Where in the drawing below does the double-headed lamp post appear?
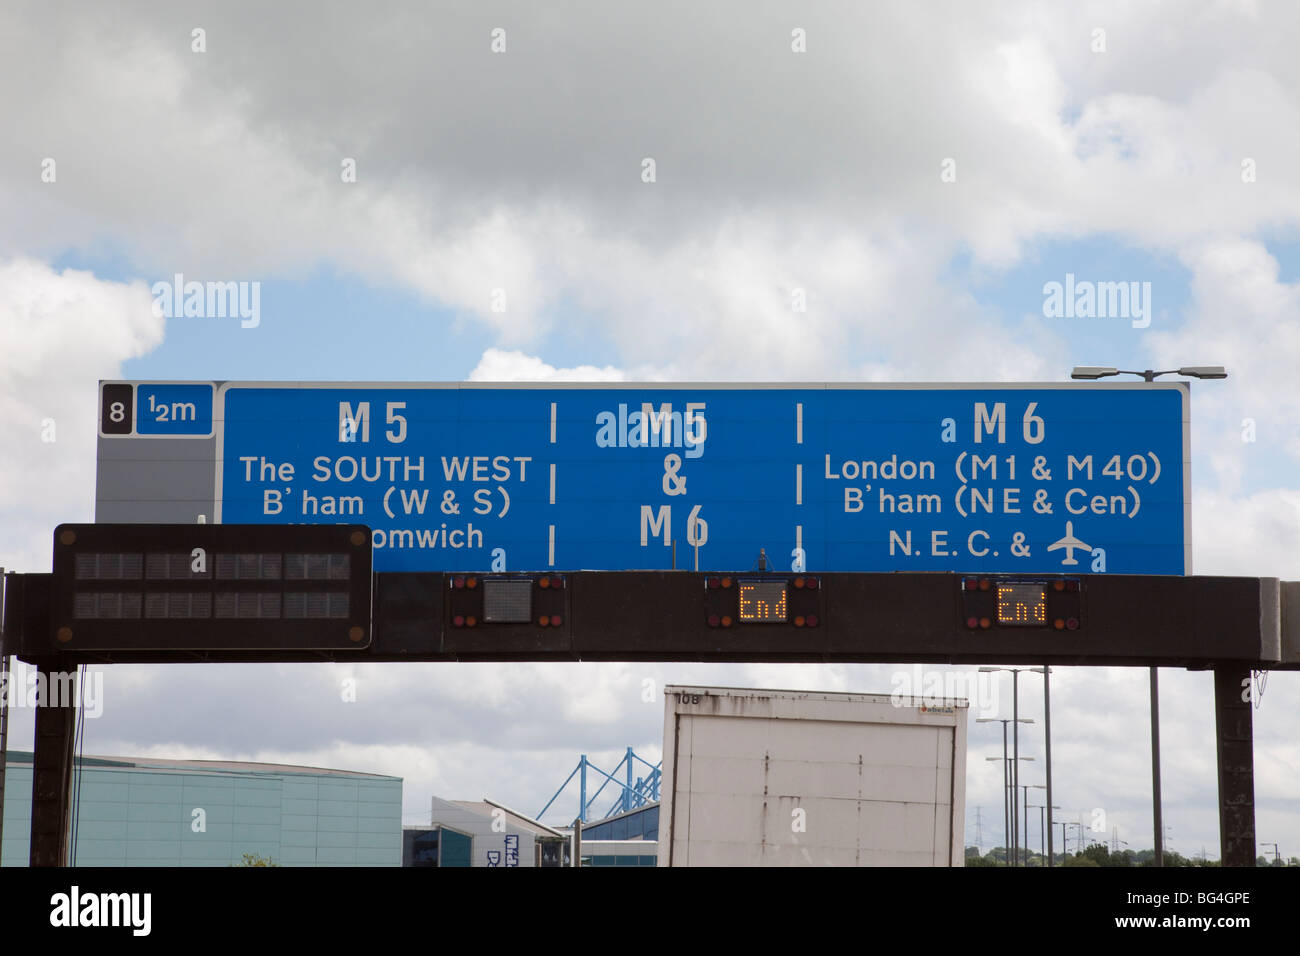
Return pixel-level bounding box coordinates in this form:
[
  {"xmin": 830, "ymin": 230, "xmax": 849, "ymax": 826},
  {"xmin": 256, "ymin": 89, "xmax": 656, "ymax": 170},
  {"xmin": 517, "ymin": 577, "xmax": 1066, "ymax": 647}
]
[
  {"xmin": 980, "ymin": 716, "xmax": 1033, "ymax": 866},
  {"xmin": 981, "ymin": 666, "xmax": 1049, "ymax": 867},
  {"xmin": 1070, "ymin": 365, "xmax": 1226, "ymax": 867},
  {"xmin": 1070, "ymin": 366, "xmax": 1227, "ymax": 383}
]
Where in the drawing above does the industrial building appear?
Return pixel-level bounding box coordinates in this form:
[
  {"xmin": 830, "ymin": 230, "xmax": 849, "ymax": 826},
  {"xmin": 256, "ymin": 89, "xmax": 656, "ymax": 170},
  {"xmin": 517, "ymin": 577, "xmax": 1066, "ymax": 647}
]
[
  {"xmin": 578, "ymin": 803, "xmax": 660, "ymax": 866},
  {"xmin": 403, "ymin": 796, "xmax": 569, "ymax": 866},
  {"xmin": 0, "ymin": 751, "xmax": 402, "ymax": 866}
]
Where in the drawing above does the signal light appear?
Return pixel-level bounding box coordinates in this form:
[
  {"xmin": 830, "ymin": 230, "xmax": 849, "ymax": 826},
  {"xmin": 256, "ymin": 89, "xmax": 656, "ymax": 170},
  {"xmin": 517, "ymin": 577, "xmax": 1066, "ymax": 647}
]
[
  {"xmin": 466, "ymin": 577, "xmax": 478, "ymax": 589},
  {"xmin": 707, "ymin": 577, "xmax": 720, "ymax": 589},
  {"xmin": 707, "ymin": 614, "xmax": 720, "ymax": 628},
  {"xmin": 966, "ymin": 616, "xmax": 979, "ymax": 629},
  {"xmin": 453, "ymin": 614, "xmax": 465, "ymax": 628},
  {"xmin": 805, "ymin": 577, "xmax": 819, "ymax": 590},
  {"xmin": 1053, "ymin": 618, "xmax": 1065, "ymax": 630},
  {"xmin": 1053, "ymin": 580, "xmax": 1065, "ymax": 592},
  {"xmin": 979, "ymin": 579, "xmax": 991, "ymax": 591},
  {"xmin": 1066, "ymin": 617, "xmax": 1079, "ymax": 630},
  {"xmin": 979, "ymin": 617, "xmax": 991, "ymax": 629},
  {"xmin": 453, "ymin": 576, "xmax": 465, "ymax": 589},
  {"xmin": 805, "ymin": 614, "xmax": 818, "ymax": 628},
  {"xmin": 539, "ymin": 615, "xmax": 550, "ymax": 627},
  {"xmin": 794, "ymin": 615, "xmax": 805, "ymax": 627},
  {"xmin": 721, "ymin": 615, "xmax": 733, "ymax": 628},
  {"xmin": 539, "ymin": 576, "xmax": 550, "ymax": 589},
  {"xmin": 465, "ymin": 615, "xmax": 477, "ymax": 627},
  {"xmin": 794, "ymin": 577, "xmax": 805, "ymax": 589}
]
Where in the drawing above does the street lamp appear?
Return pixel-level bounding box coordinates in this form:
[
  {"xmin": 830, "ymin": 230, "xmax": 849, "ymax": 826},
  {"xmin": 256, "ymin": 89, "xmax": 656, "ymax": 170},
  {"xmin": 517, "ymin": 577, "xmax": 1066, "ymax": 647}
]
[
  {"xmin": 1068, "ymin": 364, "xmax": 1227, "ymax": 866},
  {"xmin": 979, "ymin": 717, "xmax": 1033, "ymax": 865},
  {"xmin": 1028, "ymin": 803, "xmax": 1063, "ymax": 861},
  {"xmin": 1070, "ymin": 366, "xmax": 1227, "ymax": 381},
  {"xmin": 1020, "ymin": 784, "xmax": 1046, "ymax": 865},
  {"xmin": 982, "ymin": 666, "xmax": 1049, "ymax": 867},
  {"xmin": 984, "ymin": 755, "xmax": 1010, "ymax": 865}
]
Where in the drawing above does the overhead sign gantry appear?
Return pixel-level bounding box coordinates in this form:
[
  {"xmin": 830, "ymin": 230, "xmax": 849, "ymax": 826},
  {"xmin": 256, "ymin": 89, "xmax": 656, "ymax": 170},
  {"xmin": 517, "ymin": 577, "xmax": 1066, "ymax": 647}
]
[{"xmin": 5, "ymin": 378, "xmax": 1278, "ymax": 868}]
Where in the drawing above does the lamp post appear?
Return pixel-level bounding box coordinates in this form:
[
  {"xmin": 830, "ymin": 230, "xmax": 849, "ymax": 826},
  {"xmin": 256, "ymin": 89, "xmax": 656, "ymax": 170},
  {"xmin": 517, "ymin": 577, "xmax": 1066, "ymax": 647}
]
[
  {"xmin": 982, "ymin": 666, "xmax": 1047, "ymax": 867},
  {"xmin": 1021, "ymin": 784, "xmax": 1046, "ymax": 865},
  {"xmin": 980, "ymin": 716, "xmax": 1011, "ymax": 867},
  {"xmin": 984, "ymin": 755, "xmax": 1009, "ymax": 866},
  {"xmin": 1028, "ymin": 803, "xmax": 1063, "ymax": 861},
  {"xmin": 1070, "ymin": 365, "xmax": 1226, "ymax": 867},
  {"xmin": 979, "ymin": 717, "xmax": 1033, "ymax": 865}
]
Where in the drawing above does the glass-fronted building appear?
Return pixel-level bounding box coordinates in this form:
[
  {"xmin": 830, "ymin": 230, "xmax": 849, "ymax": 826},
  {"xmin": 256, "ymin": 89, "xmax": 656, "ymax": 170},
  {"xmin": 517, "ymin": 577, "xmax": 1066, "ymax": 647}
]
[
  {"xmin": 579, "ymin": 803, "xmax": 659, "ymax": 866},
  {"xmin": 0, "ymin": 751, "xmax": 402, "ymax": 866},
  {"xmin": 581, "ymin": 803, "xmax": 658, "ymax": 842}
]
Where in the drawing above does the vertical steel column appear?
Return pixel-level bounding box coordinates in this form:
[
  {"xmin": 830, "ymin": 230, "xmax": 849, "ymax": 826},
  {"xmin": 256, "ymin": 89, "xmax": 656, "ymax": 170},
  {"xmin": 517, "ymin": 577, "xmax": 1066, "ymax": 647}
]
[
  {"xmin": 579, "ymin": 753, "xmax": 587, "ymax": 823},
  {"xmin": 1001, "ymin": 722, "xmax": 1009, "ymax": 866},
  {"xmin": 0, "ymin": 570, "xmax": 8, "ymax": 858},
  {"xmin": 1044, "ymin": 665, "xmax": 1053, "ymax": 867},
  {"xmin": 1151, "ymin": 667, "xmax": 1163, "ymax": 866},
  {"xmin": 1214, "ymin": 666, "xmax": 1256, "ymax": 867},
  {"xmin": 1012, "ymin": 671, "xmax": 1019, "ymax": 865},
  {"xmin": 625, "ymin": 746, "xmax": 633, "ymax": 814},
  {"xmin": 29, "ymin": 664, "xmax": 78, "ymax": 867}
]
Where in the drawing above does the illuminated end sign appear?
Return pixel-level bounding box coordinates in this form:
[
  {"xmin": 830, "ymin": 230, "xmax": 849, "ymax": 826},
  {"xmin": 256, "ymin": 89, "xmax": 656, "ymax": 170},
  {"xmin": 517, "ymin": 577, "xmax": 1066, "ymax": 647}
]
[
  {"xmin": 996, "ymin": 583, "xmax": 1047, "ymax": 626},
  {"xmin": 704, "ymin": 575, "xmax": 821, "ymax": 629},
  {"xmin": 738, "ymin": 581, "xmax": 788, "ymax": 622},
  {"xmin": 960, "ymin": 576, "xmax": 1082, "ymax": 631}
]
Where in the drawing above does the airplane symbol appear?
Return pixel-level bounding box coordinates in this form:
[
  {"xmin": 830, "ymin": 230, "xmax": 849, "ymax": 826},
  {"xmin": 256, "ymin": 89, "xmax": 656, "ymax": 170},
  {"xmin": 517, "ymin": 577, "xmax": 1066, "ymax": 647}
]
[{"xmin": 1047, "ymin": 521, "xmax": 1091, "ymax": 566}]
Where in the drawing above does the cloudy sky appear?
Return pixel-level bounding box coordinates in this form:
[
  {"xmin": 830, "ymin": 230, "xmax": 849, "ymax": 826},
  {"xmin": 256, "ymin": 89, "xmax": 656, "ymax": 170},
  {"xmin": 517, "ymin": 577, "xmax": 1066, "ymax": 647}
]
[{"xmin": 2, "ymin": 0, "xmax": 1299, "ymax": 861}]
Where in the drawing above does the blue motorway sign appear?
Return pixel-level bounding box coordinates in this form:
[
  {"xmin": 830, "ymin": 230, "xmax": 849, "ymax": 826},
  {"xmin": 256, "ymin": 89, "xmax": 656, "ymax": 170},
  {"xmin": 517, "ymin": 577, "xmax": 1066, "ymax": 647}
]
[{"xmin": 97, "ymin": 382, "xmax": 1190, "ymax": 575}]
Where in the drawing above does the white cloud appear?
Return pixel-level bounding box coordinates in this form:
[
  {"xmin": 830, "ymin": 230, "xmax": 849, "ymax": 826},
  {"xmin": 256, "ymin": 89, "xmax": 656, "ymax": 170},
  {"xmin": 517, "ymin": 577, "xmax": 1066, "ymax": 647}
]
[
  {"xmin": 1193, "ymin": 487, "xmax": 1300, "ymax": 577},
  {"xmin": 0, "ymin": 258, "xmax": 164, "ymax": 572},
  {"xmin": 468, "ymin": 348, "xmax": 627, "ymax": 382},
  {"xmin": 4, "ymin": 3, "xmax": 1299, "ymax": 376}
]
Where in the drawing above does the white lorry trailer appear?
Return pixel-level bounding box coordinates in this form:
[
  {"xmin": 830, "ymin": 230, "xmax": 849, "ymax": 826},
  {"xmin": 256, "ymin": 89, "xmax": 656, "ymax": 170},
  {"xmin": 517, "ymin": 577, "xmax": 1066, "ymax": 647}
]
[{"xmin": 658, "ymin": 685, "xmax": 967, "ymax": 866}]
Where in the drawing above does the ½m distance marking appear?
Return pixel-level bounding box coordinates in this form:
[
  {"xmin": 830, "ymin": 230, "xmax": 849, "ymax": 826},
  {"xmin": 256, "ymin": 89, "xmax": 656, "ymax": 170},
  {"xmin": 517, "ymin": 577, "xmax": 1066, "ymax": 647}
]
[{"xmin": 147, "ymin": 393, "xmax": 197, "ymax": 423}]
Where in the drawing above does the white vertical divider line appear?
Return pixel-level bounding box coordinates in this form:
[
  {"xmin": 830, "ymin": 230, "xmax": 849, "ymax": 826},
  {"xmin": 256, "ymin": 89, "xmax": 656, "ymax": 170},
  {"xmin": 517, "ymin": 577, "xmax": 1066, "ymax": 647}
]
[
  {"xmin": 795, "ymin": 463, "xmax": 802, "ymax": 505},
  {"xmin": 549, "ymin": 404, "xmax": 557, "ymax": 565},
  {"xmin": 796, "ymin": 402, "xmax": 803, "ymax": 444}
]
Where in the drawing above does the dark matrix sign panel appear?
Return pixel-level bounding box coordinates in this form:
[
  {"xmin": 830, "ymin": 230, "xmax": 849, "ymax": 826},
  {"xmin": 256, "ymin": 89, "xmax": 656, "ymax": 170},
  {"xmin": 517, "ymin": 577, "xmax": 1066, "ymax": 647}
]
[{"xmin": 51, "ymin": 523, "xmax": 373, "ymax": 652}]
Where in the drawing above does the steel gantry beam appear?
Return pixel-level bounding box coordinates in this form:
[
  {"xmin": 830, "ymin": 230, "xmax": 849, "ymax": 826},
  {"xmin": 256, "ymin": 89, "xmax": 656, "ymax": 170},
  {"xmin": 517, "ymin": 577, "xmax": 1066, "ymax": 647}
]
[{"xmin": 5, "ymin": 567, "xmax": 1295, "ymax": 867}]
